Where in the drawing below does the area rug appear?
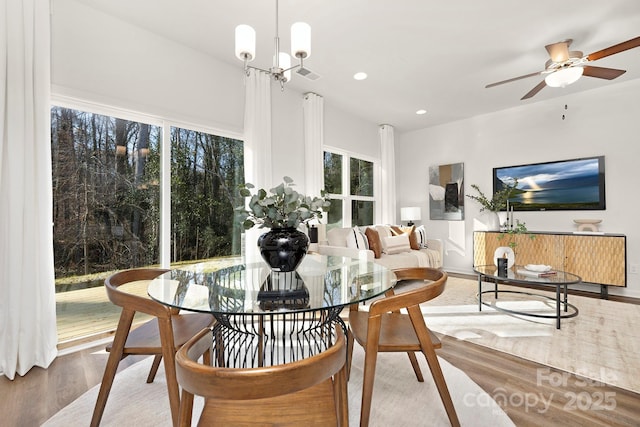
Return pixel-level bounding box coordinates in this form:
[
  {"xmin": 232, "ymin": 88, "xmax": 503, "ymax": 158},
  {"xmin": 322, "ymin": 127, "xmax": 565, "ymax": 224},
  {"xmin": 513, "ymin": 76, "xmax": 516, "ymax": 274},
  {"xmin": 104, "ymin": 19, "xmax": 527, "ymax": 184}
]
[
  {"xmin": 421, "ymin": 276, "xmax": 640, "ymax": 394},
  {"xmin": 43, "ymin": 344, "xmax": 514, "ymax": 426}
]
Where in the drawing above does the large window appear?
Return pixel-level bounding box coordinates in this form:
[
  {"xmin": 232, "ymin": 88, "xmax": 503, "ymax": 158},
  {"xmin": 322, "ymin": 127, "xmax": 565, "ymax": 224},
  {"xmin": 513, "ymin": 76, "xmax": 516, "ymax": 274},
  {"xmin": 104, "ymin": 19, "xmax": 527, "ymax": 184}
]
[
  {"xmin": 51, "ymin": 107, "xmax": 162, "ymax": 276},
  {"xmin": 51, "ymin": 105, "xmax": 244, "ymax": 345},
  {"xmin": 324, "ymin": 150, "xmax": 375, "ymax": 229},
  {"xmin": 170, "ymin": 127, "xmax": 244, "ymax": 262}
]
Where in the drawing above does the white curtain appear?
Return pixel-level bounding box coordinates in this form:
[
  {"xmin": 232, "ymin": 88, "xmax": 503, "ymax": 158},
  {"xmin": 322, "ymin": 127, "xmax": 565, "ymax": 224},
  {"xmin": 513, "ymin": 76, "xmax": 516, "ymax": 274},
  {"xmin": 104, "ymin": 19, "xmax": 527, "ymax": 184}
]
[
  {"xmin": 242, "ymin": 69, "xmax": 272, "ymax": 264},
  {"xmin": 379, "ymin": 124, "xmax": 397, "ymax": 225},
  {"xmin": 302, "ymin": 92, "xmax": 324, "ymax": 197},
  {"xmin": 0, "ymin": 0, "xmax": 57, "ymax": 379},
  {"xmin": 302, "ymin": 92, "xmax": 326, "ymax": 241}
]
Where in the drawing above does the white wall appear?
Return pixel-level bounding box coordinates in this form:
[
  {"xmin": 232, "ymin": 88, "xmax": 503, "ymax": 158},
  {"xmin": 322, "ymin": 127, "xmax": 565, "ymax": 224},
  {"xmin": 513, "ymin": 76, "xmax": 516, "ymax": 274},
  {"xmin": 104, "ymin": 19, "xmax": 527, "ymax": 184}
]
[
  {"xmin": 51, "ymin": 0, "xmax": 380, "ymax": 191},
  {"xmin": 397, "ymin": 79, "xmax": 640, "ymax": 298}
]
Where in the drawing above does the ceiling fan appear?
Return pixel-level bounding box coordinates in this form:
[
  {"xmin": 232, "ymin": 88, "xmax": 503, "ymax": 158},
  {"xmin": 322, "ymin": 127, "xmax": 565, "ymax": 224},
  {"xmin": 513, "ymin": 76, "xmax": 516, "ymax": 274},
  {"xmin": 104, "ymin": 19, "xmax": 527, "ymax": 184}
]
[{"xmin": 486, "ymin": 36, "xmax": 640, "ymax": 100}]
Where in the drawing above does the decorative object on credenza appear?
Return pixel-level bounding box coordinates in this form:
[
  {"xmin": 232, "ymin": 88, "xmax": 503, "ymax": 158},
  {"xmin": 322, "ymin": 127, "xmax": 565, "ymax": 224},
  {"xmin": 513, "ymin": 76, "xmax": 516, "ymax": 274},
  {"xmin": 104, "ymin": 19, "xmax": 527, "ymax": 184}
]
[
  {"xmin": 400, "ymin": 207, "xmax": 421, "ymax": 226},
  {"xmin": 429, "ymin": 162, "xmax": 464, "ymax": 220},
  {"xmin": 467, "ymin": 180, "xmax": 518, "ymax": 231},
  {"xmin": 235, "ymin": 176, "xmax": 331, "ymax": 272},
  {"xmin": 573, "ymin": 219, "xmax": 602, "ymax": 232}
]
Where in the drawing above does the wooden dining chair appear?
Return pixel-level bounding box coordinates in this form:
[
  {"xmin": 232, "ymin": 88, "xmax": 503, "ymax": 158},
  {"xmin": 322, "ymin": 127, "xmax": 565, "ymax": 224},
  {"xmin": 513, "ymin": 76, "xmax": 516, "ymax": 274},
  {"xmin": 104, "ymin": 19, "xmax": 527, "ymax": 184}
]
[
  {"xmin": 175, "ymin": 325, "xmax": 349, "ymax": 427},
  {"xmin": 348, "ymin": 267, "xmax": 460, "ymax": 427},
  {"xmin": 90, "ymin": 268, "xmax": 214, "ymax": 427}
]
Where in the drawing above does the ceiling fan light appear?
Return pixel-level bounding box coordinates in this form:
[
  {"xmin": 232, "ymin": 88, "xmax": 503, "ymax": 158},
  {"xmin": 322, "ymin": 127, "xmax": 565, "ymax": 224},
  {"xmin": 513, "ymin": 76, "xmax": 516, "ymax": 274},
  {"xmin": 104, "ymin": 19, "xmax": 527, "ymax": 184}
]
[
  {"xmin": 545, "ymin": 67, "xmax": 583, "ymax": 88},
  {"xmin": 291, "ymin": 22, "xmax": 311, "ymax": 59},
  {"xmin": 235, "ymin": 24, "xmax": 256, "ymax": 61}
]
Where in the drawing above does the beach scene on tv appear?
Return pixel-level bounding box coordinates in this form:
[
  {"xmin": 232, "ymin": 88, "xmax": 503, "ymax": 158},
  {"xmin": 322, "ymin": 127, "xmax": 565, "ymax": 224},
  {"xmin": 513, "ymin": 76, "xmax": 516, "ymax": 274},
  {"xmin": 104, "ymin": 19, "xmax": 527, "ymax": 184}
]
[{"xmin": 494, "ymin": 157, "xmax": 605, "ymax": 211}]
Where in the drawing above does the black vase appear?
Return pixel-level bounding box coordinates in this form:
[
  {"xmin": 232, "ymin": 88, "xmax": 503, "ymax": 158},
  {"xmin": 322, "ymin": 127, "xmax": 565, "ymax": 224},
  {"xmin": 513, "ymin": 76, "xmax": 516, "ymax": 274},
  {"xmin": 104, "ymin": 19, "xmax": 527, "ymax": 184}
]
[{"xmin": 257, "ymin": 227, "xmax": 309, "ymax": 272}]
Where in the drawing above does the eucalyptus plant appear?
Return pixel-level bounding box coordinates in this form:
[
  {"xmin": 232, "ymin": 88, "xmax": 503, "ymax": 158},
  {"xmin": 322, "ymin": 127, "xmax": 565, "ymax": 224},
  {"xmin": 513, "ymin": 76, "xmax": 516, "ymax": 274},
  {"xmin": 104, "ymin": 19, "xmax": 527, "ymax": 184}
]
[{"xmin": 235, "ymin": 176, "xmax": 331, "ymax": 230}]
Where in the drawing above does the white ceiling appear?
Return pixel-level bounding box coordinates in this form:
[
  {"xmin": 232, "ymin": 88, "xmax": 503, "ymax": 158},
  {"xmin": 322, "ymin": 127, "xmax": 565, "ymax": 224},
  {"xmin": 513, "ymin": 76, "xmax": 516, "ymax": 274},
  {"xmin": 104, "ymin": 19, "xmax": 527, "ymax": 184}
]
[{"xmin": 77, "ymin": 0, "xmax": 640, "ymax": 132}]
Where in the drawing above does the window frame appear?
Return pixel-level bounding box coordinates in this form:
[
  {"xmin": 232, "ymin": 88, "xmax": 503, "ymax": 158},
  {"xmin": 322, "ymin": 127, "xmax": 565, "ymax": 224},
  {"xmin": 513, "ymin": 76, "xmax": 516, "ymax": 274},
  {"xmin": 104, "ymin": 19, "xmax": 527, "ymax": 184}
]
[
  {"xmin": 323, "ymin": 146, "xmax": 380, "ymax": 228},
  {"xmin": 50, "ymin": 94, "xmax": 244, "ymax": 268}
]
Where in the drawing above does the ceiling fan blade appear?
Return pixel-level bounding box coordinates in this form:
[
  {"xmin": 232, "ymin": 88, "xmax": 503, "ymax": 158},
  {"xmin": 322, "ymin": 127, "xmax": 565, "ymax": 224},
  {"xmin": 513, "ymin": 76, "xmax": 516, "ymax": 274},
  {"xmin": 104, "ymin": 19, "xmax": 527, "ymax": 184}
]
[
  {"xmin": 485, "ymin": 71, "xmax": 545, "ymax": 88},
  {"xmin": 582, "ymin": 65, "xmax": 626, "ymax": 80},
  {"xmin": 545, "ymin": 40, "xmax": 572, "ymax": 62},
  {"xmin": 521, "ymin": 80, "xmax": 547, "ymax": 100},
  {"xmin": 586, "ymin": 36, "xmax": 640, "ymax": 61}
]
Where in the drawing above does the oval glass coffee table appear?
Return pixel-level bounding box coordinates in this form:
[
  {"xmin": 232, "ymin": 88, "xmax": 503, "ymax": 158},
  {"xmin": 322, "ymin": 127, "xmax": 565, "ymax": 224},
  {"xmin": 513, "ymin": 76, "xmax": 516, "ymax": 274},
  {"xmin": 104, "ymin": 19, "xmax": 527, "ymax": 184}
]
[{"xmin": 473, "ymin": 265, "xmax": 580, "ymax": 329}]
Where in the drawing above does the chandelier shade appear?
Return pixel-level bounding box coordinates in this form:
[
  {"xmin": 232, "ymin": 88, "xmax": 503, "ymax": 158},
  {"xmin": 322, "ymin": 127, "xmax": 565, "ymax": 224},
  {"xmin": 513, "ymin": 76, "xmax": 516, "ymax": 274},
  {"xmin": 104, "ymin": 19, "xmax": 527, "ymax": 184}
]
[
  {"xmin": 278, "ymin": 52, "xmax": 292, "ymax": 82},
  {"xmin": 545, "ymin": 67, "xmax": 583, "ymax": 88},
  {"xmin": 291, "ymin": 22, "xmax": 311, "ymax": 59},
  {"xmin": 234, "ymin": 0, "xmax": 312, "ymax": 88},
  {"xmin": 235, "ymin": 25, "xmax": 256, "ymax": 61}
]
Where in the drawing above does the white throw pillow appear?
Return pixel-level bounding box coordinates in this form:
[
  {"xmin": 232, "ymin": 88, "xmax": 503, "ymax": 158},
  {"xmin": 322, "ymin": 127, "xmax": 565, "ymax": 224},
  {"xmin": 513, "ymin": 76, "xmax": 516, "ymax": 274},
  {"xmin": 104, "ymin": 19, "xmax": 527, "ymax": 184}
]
[
  {"xmin": 375, "ymin": 225, "xmax": 393, "ymax": 238},
  {"xmin": 346, "ymin": 226, "xmax": 369, "ymax": 250},
  {"xmin": 415, "ymin": 225, "xmax": 429, "ymax": 248},
  {"xmin": 381, "ymin": 234, "xmax": 412, "ymax": 255}
]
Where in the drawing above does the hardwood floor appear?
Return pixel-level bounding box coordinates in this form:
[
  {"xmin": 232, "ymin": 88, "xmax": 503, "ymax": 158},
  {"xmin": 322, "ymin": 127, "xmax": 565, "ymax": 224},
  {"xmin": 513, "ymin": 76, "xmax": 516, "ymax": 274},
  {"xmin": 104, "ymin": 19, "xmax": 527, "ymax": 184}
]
[
  {"xmin": 436, "ymin": 335, "xmax": 640, "ymax": 427},
  {"xmin": 1, "ymin": 335, "xmax": 638, "ymax": 426}
]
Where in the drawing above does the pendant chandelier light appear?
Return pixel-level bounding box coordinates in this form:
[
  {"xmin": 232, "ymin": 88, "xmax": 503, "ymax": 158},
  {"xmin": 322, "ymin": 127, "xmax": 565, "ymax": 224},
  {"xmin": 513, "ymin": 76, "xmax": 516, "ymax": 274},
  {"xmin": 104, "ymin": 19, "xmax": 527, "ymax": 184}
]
[{"xmin": 235, "ymin": 0, "xmax": 311, "ymax": 90}]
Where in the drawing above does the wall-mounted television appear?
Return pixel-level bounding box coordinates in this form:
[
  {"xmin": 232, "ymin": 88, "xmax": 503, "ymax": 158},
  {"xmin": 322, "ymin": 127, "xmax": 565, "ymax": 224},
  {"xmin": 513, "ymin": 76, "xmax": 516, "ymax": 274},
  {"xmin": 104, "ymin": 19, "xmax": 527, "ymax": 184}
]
[{"xmin": 493, "ymin": 156, "xmax": 606, "ymax": 211}]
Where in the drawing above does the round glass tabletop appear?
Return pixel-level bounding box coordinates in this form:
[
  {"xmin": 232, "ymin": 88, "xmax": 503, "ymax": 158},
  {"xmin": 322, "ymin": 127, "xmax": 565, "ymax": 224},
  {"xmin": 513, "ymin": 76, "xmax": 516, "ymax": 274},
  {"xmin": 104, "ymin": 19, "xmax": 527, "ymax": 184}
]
[{"xmin": 148, "ymin": 254, "xmax": 397, "ymax": 315}]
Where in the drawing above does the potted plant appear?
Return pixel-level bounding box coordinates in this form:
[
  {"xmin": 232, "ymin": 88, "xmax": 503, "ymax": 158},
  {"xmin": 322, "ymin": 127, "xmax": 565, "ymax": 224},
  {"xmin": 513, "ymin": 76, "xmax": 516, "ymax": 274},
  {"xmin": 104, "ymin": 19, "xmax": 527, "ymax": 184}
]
[
  {"xmin": 235, "ymin": 176, "xmax": 331, "ymax": 272},
  {"xmin": 466, "ymin": 180, "xmax": 518, "ymax": 230},
  {"xmin": 497, "ymin": 219, "xmax": 534, "ymax": 250}
]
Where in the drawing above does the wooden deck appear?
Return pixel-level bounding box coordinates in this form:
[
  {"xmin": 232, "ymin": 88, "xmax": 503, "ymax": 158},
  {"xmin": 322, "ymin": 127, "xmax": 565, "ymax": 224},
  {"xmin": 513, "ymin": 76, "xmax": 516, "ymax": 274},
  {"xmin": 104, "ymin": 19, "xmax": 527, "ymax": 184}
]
[{"xmin": 56, "ymin": 257, "xmax": 242, "ymax": 349}]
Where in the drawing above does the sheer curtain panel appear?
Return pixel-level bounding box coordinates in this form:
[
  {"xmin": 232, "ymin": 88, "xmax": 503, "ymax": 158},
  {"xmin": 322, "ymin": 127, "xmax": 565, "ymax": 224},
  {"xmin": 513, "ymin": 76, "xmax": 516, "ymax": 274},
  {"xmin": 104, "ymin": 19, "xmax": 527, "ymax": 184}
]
[
  {"xmin": 0, "ymin": 0, "xmax": 58, "ymax": 379},
  {"xmin": 242, "ymin": 69, "xmax": 272, "ymax": 264},
  {"xmin": 303, "ymin": 92, "xmax": 324, "ymax": 197},
  {"xmin": 379, "ymin": 124, "xmax": 397, "ymax": 225}
]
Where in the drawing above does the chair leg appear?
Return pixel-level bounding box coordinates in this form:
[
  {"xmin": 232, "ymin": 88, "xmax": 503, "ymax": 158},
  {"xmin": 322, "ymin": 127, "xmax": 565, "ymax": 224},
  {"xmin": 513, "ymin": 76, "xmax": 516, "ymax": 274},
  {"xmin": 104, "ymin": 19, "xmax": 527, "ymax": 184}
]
[
  {"xmin": 158, "ymin": 317, "xmax": 181, "ymax": 427},
  {"xmin": 334, "ymin": 362, "xmax": 349, "ymax": 427},
  {"xmin": 90, "ymin": 309, "xmax": 135, "ymax": 427},
  {"xmin": 406, "ymin": 351, "xmax": 424, "ymax": 382},
  {"xmin": 359, "ymin": 317, "xmax": 382, "ymax": 427},
  {"xmin": 408, "ymin": 306, "xmax": 460, "ymax": 427},
  {"xmin": 346, "ymin": 327, "xmax": 355, "ymax": 380},
  {"xmin": 146, "ymin": 355, "xmax": 163, "ymax": 383},
  {"xmin": 178, "ymin": 389, "xmax": 194, "ymax": 427}
]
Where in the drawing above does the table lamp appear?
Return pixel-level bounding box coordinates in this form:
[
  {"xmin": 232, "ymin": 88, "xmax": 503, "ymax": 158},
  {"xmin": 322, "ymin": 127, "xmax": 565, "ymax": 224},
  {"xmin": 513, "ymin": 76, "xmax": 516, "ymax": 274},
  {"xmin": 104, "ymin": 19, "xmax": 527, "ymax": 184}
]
[{"xmin": 400, "ymin": 207, "xmax": 421, "ymax": 226}]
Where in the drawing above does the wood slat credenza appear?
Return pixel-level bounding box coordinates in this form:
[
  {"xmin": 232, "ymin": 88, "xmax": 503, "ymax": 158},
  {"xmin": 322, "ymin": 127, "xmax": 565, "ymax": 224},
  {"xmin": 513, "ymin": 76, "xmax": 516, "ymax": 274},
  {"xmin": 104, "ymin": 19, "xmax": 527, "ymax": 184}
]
[{"xmin": 473, "ymin": 231, "xmax": 627, "ymax": 298}]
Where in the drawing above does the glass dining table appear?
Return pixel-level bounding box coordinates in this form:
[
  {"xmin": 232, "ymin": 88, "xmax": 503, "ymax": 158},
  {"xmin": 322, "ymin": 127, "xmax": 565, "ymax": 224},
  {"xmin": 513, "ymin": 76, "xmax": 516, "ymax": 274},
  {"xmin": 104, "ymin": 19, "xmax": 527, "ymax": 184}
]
[{"xmin": 148, "ymin": 254, "xmax": 397, "ymax": 367}]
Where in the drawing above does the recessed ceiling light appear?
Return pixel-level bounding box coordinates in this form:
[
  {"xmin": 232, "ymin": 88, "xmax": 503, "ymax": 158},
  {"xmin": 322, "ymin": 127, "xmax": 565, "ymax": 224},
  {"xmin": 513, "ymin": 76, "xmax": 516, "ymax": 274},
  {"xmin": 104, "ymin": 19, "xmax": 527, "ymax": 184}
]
[
  {"xmin": 416, "ymin": 109, "xmax": 427, "ymax": 115},
  {"xmin": 353, "ymin": 72, "xmax": 368, "ymax": 81}
]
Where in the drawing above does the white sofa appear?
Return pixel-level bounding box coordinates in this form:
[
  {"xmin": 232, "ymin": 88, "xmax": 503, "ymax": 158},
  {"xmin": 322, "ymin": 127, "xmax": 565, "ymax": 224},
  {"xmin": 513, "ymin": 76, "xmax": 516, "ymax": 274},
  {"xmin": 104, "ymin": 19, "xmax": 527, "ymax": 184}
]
[{"xmin": 317, "ymin": 226, "xmax": 443, "ymax": 270}]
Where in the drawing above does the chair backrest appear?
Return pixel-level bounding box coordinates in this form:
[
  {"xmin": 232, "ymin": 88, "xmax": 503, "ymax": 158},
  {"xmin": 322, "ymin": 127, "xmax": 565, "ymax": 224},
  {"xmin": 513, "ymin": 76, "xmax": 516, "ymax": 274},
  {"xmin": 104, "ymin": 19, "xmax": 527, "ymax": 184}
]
[
  {"xmin": 177, "ymin": 326, "xmax": 346, "ymax": 399},
  {"xmin": 176, "ymin": 326, "xmax": 348, "ymax": 426},
  {"xmin": 105, "ymin": 268, "xmax": 172, "ymax": 318},
  {"xmin": 367, "ymin": 268, "xmax": 447, "ymax": 317}
]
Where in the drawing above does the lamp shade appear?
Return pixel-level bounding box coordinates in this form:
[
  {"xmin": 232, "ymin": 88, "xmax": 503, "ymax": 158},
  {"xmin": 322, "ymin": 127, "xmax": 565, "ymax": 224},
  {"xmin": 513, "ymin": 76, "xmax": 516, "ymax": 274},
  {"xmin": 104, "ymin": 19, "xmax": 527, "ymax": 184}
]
[
  {"xmin": 278, "ymin": 52, "xmax": 292, "ymax": 82},
  {"xmin": 290, "ymin": 22, "xmax": 311, "ymax": 59},
  {"xmin": 401, "ymin": 207, "xmax": 421, "ymax": 221},
  {"xmin": 235, "ymin": 24, "xmax": 256, "ymax": 61},
  {"xmin": 545, "ymin": 67, "xmax": 583, "ymax": 88}
]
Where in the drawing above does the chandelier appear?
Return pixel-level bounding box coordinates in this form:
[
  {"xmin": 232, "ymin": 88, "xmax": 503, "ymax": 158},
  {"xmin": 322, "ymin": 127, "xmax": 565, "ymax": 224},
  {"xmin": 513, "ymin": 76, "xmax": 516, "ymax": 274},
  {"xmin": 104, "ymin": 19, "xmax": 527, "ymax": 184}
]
[{"xmin": 234, "ymin": 0, "xmax": 311, "ymax": 89}]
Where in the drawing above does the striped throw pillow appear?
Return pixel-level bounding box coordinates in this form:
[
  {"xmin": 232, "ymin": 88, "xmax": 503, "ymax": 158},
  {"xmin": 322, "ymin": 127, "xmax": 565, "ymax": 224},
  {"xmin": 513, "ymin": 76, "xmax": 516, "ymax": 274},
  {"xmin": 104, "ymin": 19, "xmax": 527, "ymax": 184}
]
[
  {"xmin": 346, "ymin": 226, "xmax": 369, "ymax": 250},
  {"xmin": 415, "ymin": 225, "xmax": 428, "ymax": 248}
]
